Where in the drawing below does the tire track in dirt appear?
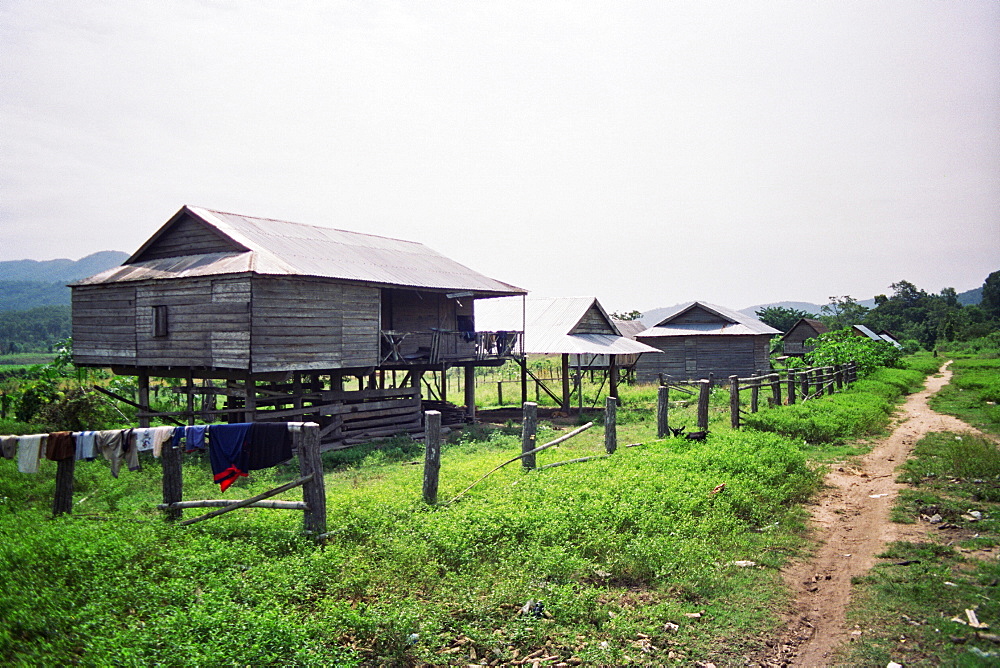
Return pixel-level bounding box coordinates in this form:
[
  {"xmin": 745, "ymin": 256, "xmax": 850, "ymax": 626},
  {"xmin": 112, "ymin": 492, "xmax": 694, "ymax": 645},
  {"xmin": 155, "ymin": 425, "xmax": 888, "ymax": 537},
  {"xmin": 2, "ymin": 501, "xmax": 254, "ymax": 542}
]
[{"xmin": 758, "ymin": 362, "xmax": 991, "ymax": 667}]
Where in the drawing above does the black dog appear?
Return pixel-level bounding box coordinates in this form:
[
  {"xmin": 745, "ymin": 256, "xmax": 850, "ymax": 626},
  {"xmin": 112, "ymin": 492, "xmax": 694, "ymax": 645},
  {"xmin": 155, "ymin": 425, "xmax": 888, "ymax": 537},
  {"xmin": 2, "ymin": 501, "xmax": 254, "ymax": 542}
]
[
  {"xmin": 684, "ymin": 430, "xmax": 709, "ymax": 441},
  {"xmin": 670, "ymin": 426, "xmax": 686, "ymax": 437}
]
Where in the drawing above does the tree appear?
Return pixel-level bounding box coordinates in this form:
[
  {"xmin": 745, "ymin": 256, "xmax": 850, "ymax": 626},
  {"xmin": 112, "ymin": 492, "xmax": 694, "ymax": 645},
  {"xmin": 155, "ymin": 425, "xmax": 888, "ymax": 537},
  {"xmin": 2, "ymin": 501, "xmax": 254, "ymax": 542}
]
[
  {"xmin": 982, "ymin": 270, "xmax": 1000, "ymax": 319},
  {"xmin": 805, "ymin": 329, "xmax": 901, "ymax": 377},
  {"xmin": 819, "ymin": 296, "xmax": 869, "ymax": 330},
  {"xmin": 755, "ymin": 306, "xmax": 813, "ymax": 333},
  {"xmin": 610, "ymin": 310, "xmax": 643, "ymax": 321}
]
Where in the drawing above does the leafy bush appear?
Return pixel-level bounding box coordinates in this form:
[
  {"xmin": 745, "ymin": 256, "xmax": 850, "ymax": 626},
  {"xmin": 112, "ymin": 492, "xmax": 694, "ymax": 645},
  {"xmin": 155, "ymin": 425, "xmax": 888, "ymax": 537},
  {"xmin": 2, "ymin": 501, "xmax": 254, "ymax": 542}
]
[{"xmin": 805, "ymin": 330, "xmax": 902, "ymax": 377}]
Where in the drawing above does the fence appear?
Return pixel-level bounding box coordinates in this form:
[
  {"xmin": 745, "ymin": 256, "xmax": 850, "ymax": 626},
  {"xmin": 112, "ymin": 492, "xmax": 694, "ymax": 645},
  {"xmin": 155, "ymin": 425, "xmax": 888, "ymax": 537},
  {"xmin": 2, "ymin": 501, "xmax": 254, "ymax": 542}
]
[
  {"xmin": 41, "ymin": 422, "xmax": 327, "ymax": 538},
  {"xmin": 728, "ymin": 363, "xmax": 857, "ymax": 429}
]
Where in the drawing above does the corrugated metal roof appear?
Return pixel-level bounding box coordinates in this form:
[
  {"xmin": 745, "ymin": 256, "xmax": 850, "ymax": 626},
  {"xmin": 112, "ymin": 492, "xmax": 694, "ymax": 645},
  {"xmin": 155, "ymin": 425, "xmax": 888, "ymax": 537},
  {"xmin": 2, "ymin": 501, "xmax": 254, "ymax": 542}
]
[
  {"xmin": 852, "ymin": 324, "xmax": 883, "ymax": 341},
  {"xmin": 74, "ymin": 205, "xmax": 525, "ymax": 296},
  {"xmin": 476, "ymin": 296, "xmax": 660, "ymax": 355},
  {"xmin": 637, "ymin": 301, "xmax": 781, "ymax": 338}
]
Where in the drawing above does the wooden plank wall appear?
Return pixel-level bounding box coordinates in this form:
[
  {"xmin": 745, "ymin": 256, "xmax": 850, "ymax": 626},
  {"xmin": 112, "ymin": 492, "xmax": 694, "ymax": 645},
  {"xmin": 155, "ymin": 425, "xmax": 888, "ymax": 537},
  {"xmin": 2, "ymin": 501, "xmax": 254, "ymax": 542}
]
[
  {"xmin": 136, "ymin": 276, "xmax": 251, "ymax": 368},
  {"xmin": 133, "ymin": 214, "xmax": 239, "ymax": 261},
  {"xmin": 636, "ymin": 335, "xmax": 772, "ymax": 382},
  {"xmin": 72, "ymin": 284, "xmax": 138, "ymax": 366},
  {"xmin": 251, "ymin": 277, "xmax": 379, "ymax": 372}
]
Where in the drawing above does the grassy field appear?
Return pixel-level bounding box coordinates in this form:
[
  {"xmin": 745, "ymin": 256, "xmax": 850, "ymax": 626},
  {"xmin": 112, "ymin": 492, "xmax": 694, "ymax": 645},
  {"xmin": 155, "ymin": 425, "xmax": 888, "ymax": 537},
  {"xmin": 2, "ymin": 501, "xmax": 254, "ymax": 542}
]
[{"xmin": 0, "ymin": 357, "xmax": 940, "ymax": 666}]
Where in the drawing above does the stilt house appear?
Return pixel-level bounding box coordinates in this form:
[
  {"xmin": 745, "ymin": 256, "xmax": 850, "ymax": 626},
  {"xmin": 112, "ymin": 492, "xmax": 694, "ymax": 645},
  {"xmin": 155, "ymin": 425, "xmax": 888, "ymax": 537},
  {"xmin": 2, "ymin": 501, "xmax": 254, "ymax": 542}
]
[
  {"xmin": 780, "ymin": 318, "xmax": 829, "ymax": 357},
  {"xmin": 475, "ymin": 296, "xmax": 658, "ymax": 411},
  {"xmin": 634, "ymin": 301, "xmax": 780, "ymax": 382},
  {"xmin": 71, "ymin": 205, "xmax": 525, "ymax": 446}
]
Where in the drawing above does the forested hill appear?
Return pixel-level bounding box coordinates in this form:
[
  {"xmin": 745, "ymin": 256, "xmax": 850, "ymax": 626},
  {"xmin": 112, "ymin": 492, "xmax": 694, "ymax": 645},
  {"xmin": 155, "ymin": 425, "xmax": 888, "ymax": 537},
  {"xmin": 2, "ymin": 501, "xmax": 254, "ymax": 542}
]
[
  {"xmin": 0, "ymin": 251, "xmax": 127, "ymax": 311},
  {"xmin": 0, "ymin": 251, "xmax": 127, "ymax": 283}
]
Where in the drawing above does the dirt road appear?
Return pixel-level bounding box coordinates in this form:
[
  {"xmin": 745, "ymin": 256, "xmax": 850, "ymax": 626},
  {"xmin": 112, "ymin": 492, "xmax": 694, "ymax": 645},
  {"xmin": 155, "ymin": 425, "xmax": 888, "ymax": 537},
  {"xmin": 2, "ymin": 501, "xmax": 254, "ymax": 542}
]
[{"xmin": 762, "ymin": 363, "xmax": 989, "ymax": 666}]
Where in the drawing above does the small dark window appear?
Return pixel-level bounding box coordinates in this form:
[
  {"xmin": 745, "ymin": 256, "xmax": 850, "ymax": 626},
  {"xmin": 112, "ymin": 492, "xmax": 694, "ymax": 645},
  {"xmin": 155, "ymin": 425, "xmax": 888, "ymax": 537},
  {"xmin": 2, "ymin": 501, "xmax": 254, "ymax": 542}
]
[{"xmin": 153, "ymin": 306, "xmax": 169, "ymax": 337}]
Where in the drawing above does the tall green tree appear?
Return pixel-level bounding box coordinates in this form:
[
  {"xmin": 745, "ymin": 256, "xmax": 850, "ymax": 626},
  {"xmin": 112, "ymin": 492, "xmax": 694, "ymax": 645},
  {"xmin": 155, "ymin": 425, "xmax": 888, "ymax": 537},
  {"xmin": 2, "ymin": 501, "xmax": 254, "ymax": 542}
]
[
  {"xmin": 982, "ymin": 270, "xmax": 1000, "ymax": 319},
  {"xmin": 755, "ymin": 306, "xmax": 814, "ymax": 333},
  {"xmin": 819, "ymin": 296, "xmax": 869, "ymax": 330}
]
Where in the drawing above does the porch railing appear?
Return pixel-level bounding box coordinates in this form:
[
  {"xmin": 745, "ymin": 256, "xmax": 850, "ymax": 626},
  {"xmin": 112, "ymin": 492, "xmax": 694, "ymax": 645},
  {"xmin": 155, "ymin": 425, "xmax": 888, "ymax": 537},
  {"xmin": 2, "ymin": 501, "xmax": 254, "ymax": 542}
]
[{"xmin": 380, "ymin": 329, "xmax": 521, "ymax": 365}]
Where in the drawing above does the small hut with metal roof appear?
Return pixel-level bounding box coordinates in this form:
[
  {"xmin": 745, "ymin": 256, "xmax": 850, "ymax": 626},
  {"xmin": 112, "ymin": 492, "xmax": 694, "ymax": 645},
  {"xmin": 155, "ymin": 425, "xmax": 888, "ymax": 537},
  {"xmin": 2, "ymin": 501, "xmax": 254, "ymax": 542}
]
[
  {"xmin": 634, "ymin": 301, "xmax": 780, "ymax": 382},
  {"xmin": 71, "ymin": 205, "xmax": 525, "ymax": 446},
  {"xmin": 781, "ymin": 317, "xmax": 829, "ymax": 357},
  {"xmin": 475, "ymin": 296, "xmax": 658, "ymax": 411}
]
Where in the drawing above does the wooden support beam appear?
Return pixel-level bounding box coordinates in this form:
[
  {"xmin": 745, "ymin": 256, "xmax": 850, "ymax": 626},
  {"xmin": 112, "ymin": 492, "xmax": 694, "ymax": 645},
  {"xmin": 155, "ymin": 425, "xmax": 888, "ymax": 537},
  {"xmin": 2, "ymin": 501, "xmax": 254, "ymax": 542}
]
[
  {"xmin": 179, "ymin": 475, "xmax": 312, "ymax": 526},
  {"xmin": 297, "ymin": 424, "xmax": 326, "ymax": 536},
  {"xmin": 561, "ymin": 353, "xmax": 570, "ymax": 412},
  {"xmin": 465, "ymin": 365, "xmax": 476, "ymax": 422},
  {"xmin": 697, "ymin": 379, "xmax": 710, "ymax": 432},
  {"xmin": 52, "ymin": 457, "xmax": 75, "ymax": 516},
  {"xmin": 521, "ymin": 402, "xmax": 538, "ymax": 469},
  {"xmin": 657, "ymin": 385, "xmax": 669, "ymax": 438},
  {"xmin": 422, "ymin": 410, "xmax": 442, "ymax": 505},
  {"xmin": 729, "ymin": 375, "xmax": 740, "ymax": 429},
  {"xmin": 605, "ymin": 396, "xmax": 617, "ymax": 454},
  {"xmin": 159, "ymin": 500, "xmax": 307, "ymax": 510}
]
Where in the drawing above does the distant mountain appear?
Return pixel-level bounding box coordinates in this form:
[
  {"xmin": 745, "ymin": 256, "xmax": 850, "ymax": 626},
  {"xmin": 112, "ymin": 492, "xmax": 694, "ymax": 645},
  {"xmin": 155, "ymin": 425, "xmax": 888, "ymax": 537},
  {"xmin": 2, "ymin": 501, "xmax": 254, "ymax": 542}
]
[
  {"xmin": 958, "ymin": 287, "xmax": 982, "ymax": 306},
  {"xmin": 0, "ymin": 251, "xmax": 128, "ymax": 283},
  {"xmin": 0, "ymin": 251, "xmax": 127, "ymax": 311},
  {"xmin": 642, "ymin": 288, "xmax": 985, "ymax": 327}
]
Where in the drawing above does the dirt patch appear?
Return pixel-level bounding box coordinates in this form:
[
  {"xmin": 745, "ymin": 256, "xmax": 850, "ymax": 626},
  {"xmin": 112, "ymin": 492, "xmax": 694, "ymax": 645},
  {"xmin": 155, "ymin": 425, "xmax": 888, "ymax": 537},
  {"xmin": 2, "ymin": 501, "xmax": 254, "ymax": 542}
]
[{"xmin": 757, "ymin": 363, "xmax": 993, "ymax": 666}]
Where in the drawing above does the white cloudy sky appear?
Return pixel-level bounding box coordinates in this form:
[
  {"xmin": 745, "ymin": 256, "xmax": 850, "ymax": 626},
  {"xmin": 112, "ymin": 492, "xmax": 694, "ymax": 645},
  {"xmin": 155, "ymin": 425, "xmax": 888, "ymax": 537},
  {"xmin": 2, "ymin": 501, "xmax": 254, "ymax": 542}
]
[{"xmin": 1, "ymin": 1, "xmax": 997, "ymax": 311}]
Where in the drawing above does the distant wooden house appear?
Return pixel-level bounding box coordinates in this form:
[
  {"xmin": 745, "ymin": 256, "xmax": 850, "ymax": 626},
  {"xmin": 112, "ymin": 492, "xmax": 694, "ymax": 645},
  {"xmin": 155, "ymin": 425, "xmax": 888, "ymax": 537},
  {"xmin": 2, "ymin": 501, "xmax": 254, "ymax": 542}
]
[
  {"xmin": 877, "ymin": 330, "xmax": 903, "ymax": 349},
  {"xmin": 781, "ymin": 318, "xmax": 829, "ymax": 357},
  {"xmin": 71, "ymin": 205, "xmax": 525, "ymax": 446},
  {"xmin": 634, "ymin": 301, "xmax": 780, "ymax": 382},
  {"xmin": 475, "ymin": 296, "xmax": 658, "ymax": 410}
]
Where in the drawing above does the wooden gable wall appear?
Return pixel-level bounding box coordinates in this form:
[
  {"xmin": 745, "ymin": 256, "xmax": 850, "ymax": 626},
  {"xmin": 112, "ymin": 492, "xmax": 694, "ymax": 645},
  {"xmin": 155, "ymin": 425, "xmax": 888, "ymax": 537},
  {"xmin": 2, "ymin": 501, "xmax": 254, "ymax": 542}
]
[
  {"xmin": 570, "ymin": 303, "xmax": 616, "ymax": 335},
  {"xmin": 666, "ymin": 304, "xmax": 732, "ymax": 327},
  {"xmin": 132, "ymin": 213, "xmax": 241, "ymax": 262}
]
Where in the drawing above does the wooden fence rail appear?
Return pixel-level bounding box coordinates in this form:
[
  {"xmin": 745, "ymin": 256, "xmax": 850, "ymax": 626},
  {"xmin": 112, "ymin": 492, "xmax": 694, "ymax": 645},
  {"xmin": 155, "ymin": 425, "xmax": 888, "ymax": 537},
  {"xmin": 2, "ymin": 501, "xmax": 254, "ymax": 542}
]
[{"xmin": 729, "ymin": 362, "xmax": 857, "ymax": 429}]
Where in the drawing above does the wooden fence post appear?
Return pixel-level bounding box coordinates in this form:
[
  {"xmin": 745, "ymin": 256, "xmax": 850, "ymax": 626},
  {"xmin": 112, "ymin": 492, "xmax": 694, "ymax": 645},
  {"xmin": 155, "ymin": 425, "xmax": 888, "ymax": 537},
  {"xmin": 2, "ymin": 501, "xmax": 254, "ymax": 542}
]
[
  {"xmin": 751, "ymin": 379, "xmax": 760, "ymax": 413},
  {"xmin": 298, "ymin": 422, "xmax": 327, "ymax": 535},
  {"xmin": 825, "ymin": 367, "xmax": 836, "ymax": 396},
  {"xmin": 786, "ymin": 369, "xmax": 796, "ymax": 405},
  {"xmin": 605, "ymin": 396, "xmax": 617, "ymax": 454},
  {"xmin": 657, "ymin": 385, "xmax": 670, "ymax": 438},
  {"xmin": 769, "ymin": 373, "xmax": 782, "ymax": 406},
  {"xmin": 801, "ymin": 368, "xmax": 810, "ymax": 400},
  {"xmin": 697, "ymin": 379, "xmax": 710, "ymax": 432},
  {"xmin": 521, "ymin": 402, "xmax": 538, "ymax": 469},
  {"xmin": 465, "ymin": 365, "xmax": 476, "ymax": 422},
  {"xmin": 834, "ymin": 364, "xmax": 844, "ymax": 391},
  {"xmin": 729, "ymin": 375, "xmax": 740, "ymax": 429},
  {"xmin": 161, "ymin": 435, "xmax": 184, "ymax": 521},
  {"xmin": 497, "ymin": 381, "xmax": 504, "ymax": 407},
  {"xmin": 52, "ymin": 457, "xmax": 75, "ymax": 516},
  {"xmin": 422, "ymin": 411, "xmax": 442, "ymax": 505}
]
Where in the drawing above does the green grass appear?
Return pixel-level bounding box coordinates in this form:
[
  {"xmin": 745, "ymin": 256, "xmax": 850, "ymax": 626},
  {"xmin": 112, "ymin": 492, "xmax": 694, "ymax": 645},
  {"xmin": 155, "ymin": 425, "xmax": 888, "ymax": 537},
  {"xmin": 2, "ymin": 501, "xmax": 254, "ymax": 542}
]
[
  {"xmin": 0, "ymin": 421, "xmax": 823, "ymax": 666},
  {"xmin": 741, "ymin": 367, "xmax": 925, "ymax": 445},
  {"xmin": 841, "ymin": 430, "xmax": 1000, "ymax": 666},
  {"xmin": 0, "ymin": 353, "xmax": 943, "ymax": 665},
  {"xmin": 930, "ymin": 357, "xmax": 1000, "ymax": 437},
  {"xmin": 0, "ymin": 353, "xmax": 56, "ymax": 370}
]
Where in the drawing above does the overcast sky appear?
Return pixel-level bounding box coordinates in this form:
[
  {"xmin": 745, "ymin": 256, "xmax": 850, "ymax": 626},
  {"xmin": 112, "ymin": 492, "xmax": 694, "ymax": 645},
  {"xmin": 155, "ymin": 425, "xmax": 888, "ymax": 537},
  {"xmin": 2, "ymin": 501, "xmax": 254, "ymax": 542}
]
[{"xmin": 2, "ymin": 1, "xmax": 997, "ymax": 312}]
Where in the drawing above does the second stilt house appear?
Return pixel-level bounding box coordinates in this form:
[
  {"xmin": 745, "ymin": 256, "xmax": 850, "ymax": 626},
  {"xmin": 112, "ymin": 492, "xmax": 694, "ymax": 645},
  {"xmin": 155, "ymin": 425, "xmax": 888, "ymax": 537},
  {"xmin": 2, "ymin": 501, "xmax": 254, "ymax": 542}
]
[
  {"xmin": 475, "ymin": 296, "xmax": 658, "ymax": 411},
  {"xmin": 71, "ymin": 205, "xmax": 525, "ymax": 447},
  {"xmin": 635, "ymin": 301, "xmax": 780, "ymax": 382}
]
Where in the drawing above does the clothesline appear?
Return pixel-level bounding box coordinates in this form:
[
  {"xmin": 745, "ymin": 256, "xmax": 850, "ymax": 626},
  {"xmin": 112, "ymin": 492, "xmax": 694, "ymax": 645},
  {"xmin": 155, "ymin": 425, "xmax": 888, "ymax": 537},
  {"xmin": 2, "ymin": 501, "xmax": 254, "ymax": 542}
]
[{"xmin": 1, "ymin": 422, "xmax": 306, "ymax": 491}]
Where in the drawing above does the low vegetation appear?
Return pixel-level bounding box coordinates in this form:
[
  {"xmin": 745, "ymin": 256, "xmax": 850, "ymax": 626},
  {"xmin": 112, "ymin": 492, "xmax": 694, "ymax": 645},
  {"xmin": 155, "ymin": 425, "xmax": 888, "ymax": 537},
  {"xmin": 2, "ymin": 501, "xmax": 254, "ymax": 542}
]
[{"xmin": 842, "ymin": 431, "xmax": 1000, "ymax": 666}]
